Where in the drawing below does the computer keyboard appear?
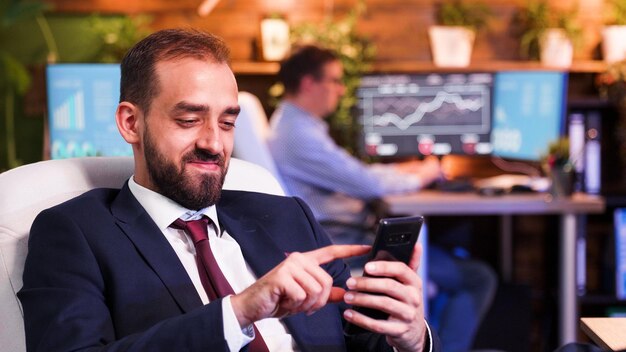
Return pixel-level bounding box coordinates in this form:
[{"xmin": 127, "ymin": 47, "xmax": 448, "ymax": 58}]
[
  {"xmin": 432, "ymin": 174, "xmax": 550, "ymax": 194},
  {"xmin": 473, "ymin": 174, "xmax": 550, "ymax": 193},
  {"xmin": 432, "ymin": 178, "xmax": 475, "ymax": 192}
]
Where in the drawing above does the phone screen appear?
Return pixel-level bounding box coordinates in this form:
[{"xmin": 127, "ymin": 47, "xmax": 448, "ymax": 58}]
[{"xmin": 344, "ymin": 216, "xmax": 423, "ymax": 336}]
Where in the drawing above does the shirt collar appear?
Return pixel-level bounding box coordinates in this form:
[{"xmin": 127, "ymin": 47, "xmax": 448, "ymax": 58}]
[
  {"xmin": 128, "ymin": 176, "xmax": 221, "ymax": 234},
  {"xmin": 282, "ymin": 101, "xmax": 329, "ymax": 132}
]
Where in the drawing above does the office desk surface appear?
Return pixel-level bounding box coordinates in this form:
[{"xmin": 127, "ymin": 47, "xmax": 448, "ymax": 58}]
[
  {"xmin": 383, "ymin": 191, "xmax": 605, "ymax": 216},
  {"xmin": 383, "ymin": 190, "xmax": 605, "ymax": 346},
  {"xmin": 580, "ymin": 317, "xmax": 626, "ymax": 351}
]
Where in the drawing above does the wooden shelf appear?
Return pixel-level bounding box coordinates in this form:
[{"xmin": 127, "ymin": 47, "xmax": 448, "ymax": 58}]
[
  {"xmin": 231, "ymin": 61, "xmax": 280, "ymax": 75},
  {"xmin": 372, "ymin": 60, "xmax": 608, "ymax": 73},
  {"xmin": 231, "ymin": 59, "xmax": 608, "ymax": 75}
]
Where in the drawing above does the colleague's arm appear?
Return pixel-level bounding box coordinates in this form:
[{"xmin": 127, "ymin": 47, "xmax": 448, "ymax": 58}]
[
  {"xmin": 268, "ymin": 113, "xmax": 423, "ymax": 199},
  {"xmin": 388, "ymin": 156, "xmax": 442, "ymax": 186}
]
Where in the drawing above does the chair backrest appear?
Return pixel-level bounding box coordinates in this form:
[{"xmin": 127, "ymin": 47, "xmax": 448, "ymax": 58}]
[
  {"xmin": 0, "ymin": 156, "xmax": 284, "ymax": 352},
  {"xmin": 233, "ymin": 91, "xmax": 286, "ymax": 188}
]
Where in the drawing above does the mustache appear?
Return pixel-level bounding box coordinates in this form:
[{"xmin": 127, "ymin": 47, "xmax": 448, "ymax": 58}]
[{"xmin": 182, "ymin": 149, "xmax": 225, "ymax": 166}]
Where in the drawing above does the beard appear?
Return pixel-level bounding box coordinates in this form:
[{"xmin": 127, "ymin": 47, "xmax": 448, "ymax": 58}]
[{"xmin": 144, "ymin": 127, "xmax": 226, "ymax": 210}]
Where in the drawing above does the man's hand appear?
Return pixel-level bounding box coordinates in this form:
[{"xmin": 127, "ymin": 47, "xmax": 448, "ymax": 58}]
[
  {"xmin": 343, "ymin": 243, "xmax": 427, "ymax": 352},
  {"xmin": 395, "ymin": 157, "xmax": 442, "ymax": 187},
  {"xmin": 230, "ymin": 244, "xmax": 370, "ymax": 327}
]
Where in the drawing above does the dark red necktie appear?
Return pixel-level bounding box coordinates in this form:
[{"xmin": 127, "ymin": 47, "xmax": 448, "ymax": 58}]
[{"xmin": 171, "ymin": 217, "xmax": 270, "ymax": 352}]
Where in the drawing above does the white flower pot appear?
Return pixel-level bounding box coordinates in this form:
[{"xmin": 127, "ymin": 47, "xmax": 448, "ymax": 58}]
[
  {"xmin": 540, "ymin": 28, "xmax": 573, "ymax": 68},
  {"xmin": 428, "ymin": 26, "xmax": 475, "ymax": 67},
  {"xmin": 602, "ymin": 25, "xmax": 626, "ymax": 63},
  {"xmin": 260, "ymin": 18, "xmax": 290, "ymax": 61}
]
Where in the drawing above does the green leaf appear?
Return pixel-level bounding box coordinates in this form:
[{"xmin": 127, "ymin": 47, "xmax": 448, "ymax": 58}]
[
  {"xmin": 0, "ymin": 52, "xmax": 31, "ymax": 94},
  {"xmin": 608, "ymin": 0, "xmax": 626, "ymax": 25},
  {"xmin": 513, "ymin": 0, "xmax": 582, "ymax": 59},
  {"xmin": 1, "ymin": 0, "xmax": 50, "ymax": 28},
  {"xmin": 435, "ymin": 0, "xmax": 492, "ymax": 31},
  {"xmin": 88, "ymin": 14, "xmax": 152, "ymax": 63}
]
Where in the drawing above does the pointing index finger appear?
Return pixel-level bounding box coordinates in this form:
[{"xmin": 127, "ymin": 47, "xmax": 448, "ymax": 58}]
[{"xmin": 308, "ymin": 244, "xmax": 371, "ymax": 265}]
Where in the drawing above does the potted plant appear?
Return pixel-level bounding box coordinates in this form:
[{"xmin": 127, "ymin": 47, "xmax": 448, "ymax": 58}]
[
  {"xmin": 429, "ymin": 0, "xmax": 492, "ymax": 67},
  {"xmin": 270, "ymin": 0, "xmax": 375, "ymax": 153},
  {"xmin": 542, "ymin": 137, "xmax": 574, "ymax": 197},
  {"xmin": 513, "ymin": 1, "xmax": 581, "ymax": 68},
  {"xmin": 602, "ymin": 0, "xmax": 626, "ymax": 63},
  {"xmin": 259, "ymin": 14, "xmax": 290, "ymax": 62}
]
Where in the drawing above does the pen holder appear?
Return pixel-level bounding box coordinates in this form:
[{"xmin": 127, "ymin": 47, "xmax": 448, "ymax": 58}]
[{"xmin": 548, "ymin": 166, "xmax": 574, "ymax": 197}]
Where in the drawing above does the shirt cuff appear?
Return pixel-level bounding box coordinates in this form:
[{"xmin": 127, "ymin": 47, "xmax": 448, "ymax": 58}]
[
  {"xmin": 391, "ymin": 320, "xmax": 433, "ymax": 352},
  {"xmin": 424, "ymin": 319, "xmax": 433, "ymax": 352},
  {"xmin": 222, "ymin": 295, "xmax": 254, "ymax": 351},
  {"xmin": 370, "ymin": 164, "xmax": 424, "ymax": 193}
]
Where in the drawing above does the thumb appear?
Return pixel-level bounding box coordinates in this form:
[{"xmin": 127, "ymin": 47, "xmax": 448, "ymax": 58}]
[{"xmin": 328, "ymin": 287, "xmax": 346, "ymax": 303}]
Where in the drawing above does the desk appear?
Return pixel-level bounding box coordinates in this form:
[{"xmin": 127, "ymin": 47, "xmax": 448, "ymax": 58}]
[
  {"xmin": 580, "ymin": 317, "xmax": 626, "ymax": 351},
  {"xmin": 383, "ymin": 190, "xmax": 605, "ymax": 346}
]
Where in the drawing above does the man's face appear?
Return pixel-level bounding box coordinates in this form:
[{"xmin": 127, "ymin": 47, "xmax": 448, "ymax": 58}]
[
  {"xmin": 135, "ymin": 58, "xmax": 239, "ymax": 209},
  {"xmin": 311, "ymin": 60, "xmax": 346, "ymax": 117}
]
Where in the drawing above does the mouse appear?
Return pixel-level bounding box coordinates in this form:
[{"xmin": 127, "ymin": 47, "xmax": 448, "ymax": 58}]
[{"xmin": 510, "ymin": 184, "xmax": 535, "ymax": 193}]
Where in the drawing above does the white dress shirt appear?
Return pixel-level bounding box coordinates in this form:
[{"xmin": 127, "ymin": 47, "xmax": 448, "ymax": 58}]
[{"xmin": 128, "ymin": 177, "xmax": 296, "ymax": 351}]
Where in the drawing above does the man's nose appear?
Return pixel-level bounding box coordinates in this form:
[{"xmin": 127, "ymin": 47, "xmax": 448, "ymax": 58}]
[{"xmin": 196, "ymin": 124, "xmax": 223, "ymax": 153}]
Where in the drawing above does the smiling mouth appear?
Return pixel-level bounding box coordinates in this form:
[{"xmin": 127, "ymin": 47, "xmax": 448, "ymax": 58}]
[
  {"xmin": 182, "ymin": 149, "xmax": 224, "ymax": 172},
  {"xmin": 187, "ymin": 160, "xmax": 221, "ymax": 170}
]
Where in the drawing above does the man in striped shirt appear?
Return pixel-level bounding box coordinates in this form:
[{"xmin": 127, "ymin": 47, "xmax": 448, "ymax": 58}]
[{"xmin": 268, "ymin": 45, "xmax": 497, "ymax": 352}]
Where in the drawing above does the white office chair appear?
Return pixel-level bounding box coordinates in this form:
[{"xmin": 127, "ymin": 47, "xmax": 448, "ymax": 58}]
[
  {"xmin": 234, "ymin": 91, "xmax": 286, "ymax": 189},
  {"xmin": 0, "ymin": 156, "xmax": 285, "ymax": 352}
]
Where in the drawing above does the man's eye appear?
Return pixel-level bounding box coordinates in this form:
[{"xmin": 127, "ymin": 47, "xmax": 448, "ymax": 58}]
[
  {"xmin": 176, "ymin": 119, "xmax": 197, "ymax": 125},
  {"xmin": 221, "ymin": 121, "xmax": 236, "ymax": 129}
]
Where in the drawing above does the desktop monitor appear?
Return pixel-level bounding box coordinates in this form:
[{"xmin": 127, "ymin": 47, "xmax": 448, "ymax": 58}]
[
  {"xmin": 46, "ymin": 63, "xmax": 131, "ymax": 159},
  {"xmin": 490, "ymin": 71, "xmax": 568, "ymax": 161},
  {"xmin": 357, "ymin": 72, "xmax": 494, "ymax": 158}
]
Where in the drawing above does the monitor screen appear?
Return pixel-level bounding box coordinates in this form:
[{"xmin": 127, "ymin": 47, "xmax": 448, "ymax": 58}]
[
  {"xmin": 357, "ymin": 72, "xmax": 494, "ymax": 158},
  {"xmin": 491, "ymin": 71, "xmax": 568, "ymax": 161},
  {"xmin": 46, "ymin": 63, "xmax": 131, "ymax": 159}
]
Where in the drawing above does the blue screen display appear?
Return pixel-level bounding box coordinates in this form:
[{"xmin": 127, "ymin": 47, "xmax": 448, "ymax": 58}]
[
  {"xmin": 47, "ymin": 63, "xmax": 131, "ymax": 159},
  {"xmin": 491, "ymin": 71, "xmax": 568, "ymax": 161}
]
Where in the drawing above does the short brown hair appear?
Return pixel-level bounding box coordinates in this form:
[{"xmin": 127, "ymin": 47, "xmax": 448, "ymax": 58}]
[
  {"xmin": 278, "ymin": 45, "xmax": 339, "ymax": 95},
  {"xmin": 120, "ymin": 29, "xmax": 231, "ymax": 114}
]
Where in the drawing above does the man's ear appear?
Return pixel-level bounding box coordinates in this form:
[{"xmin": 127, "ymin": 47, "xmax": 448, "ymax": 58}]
[
  {"xmin": 116, "ymin": 101, "xmax": 142, "ymax": 144},
  {"xmin": 300, "ymin": 74, "xmax": 316, "ymax": 93}
]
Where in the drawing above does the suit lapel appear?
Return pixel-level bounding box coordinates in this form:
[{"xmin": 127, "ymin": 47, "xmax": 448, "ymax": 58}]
[
  {"xmin": 111, "ymin": 183, "xmax": 203, "ymax": 313},
  {"xmin": 217, "ymin": 203, "xmax": 286, "ymax": 279},
  {"xmin": 218, "ymin": 193, "xmax": 320, "ymax": 351}
]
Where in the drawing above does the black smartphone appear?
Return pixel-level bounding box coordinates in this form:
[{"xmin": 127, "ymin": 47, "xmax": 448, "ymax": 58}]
[{"xmin": 344, "ymin": 215, "xmax": 423, "ymax": 336}]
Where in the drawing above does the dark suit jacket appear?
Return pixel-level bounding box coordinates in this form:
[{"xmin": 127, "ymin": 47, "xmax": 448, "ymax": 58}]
[{"xmin": 18, "ymin": 184, "xmax": 438, "ymax": 351}]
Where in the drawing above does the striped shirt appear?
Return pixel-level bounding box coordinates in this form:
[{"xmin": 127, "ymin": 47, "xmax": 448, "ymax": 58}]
[{"xmin": 267, "ymin": 102, "xmax": 423, "ymax": 223}]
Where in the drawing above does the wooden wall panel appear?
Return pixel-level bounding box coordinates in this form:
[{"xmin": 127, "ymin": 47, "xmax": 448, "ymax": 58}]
[
  {"xmin": 46, "ymin": 0, "xmax": 613, "ymax": 63},
  {"xmin": 49, "ymin": 0, "xmax": 198, "ymax": 14},
  {"xmin": 358, "ymin": 10, "xmax": 430, "ymax": 62}
]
